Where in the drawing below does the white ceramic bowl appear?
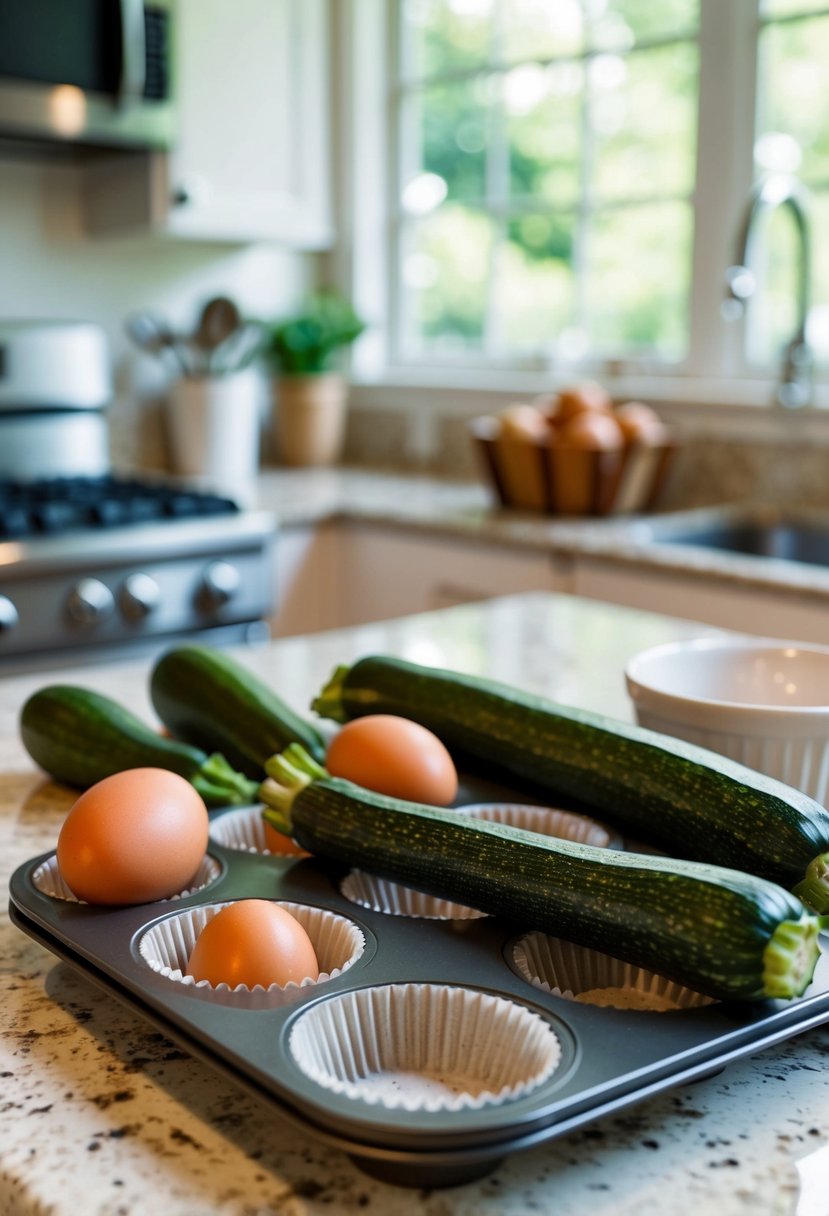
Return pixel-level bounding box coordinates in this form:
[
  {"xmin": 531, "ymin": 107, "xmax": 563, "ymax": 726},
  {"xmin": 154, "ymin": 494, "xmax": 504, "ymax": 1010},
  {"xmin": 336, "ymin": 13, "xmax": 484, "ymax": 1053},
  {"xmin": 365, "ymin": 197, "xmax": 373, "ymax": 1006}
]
[{"xmin": 624, "ymin": 635, "xmax": 829, "ymax": 805}]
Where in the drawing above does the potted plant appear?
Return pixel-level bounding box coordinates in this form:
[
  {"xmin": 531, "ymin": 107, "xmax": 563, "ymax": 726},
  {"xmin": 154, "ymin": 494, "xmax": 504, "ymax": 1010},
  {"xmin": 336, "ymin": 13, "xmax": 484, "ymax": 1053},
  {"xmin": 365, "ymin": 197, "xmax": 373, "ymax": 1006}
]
[{"xmin": 265, "ymin": 292, "xmax": 366, "ymax": 466}]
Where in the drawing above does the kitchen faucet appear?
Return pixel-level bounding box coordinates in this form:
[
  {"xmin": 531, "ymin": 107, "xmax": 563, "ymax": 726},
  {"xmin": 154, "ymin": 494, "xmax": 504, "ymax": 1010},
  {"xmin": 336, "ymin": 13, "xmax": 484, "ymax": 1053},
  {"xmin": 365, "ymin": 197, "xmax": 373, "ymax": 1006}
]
[{"xmin": 724, "ymin": 174, "xmax": 813, "ymax": 409}]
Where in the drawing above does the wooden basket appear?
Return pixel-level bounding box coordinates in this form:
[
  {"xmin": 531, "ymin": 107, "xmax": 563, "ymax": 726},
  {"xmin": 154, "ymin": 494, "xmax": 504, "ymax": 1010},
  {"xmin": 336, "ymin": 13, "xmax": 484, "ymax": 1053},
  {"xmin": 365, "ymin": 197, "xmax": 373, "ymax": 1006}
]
[{"xmin": 469, "ymin": 416, "xmax": 677, "ymax": 517}]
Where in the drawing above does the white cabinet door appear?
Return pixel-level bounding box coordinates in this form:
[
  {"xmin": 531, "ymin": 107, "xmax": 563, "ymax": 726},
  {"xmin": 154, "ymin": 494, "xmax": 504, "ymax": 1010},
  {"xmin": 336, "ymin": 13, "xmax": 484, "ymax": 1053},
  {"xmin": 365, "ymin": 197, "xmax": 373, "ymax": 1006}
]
[
  {"xmin": 271, "ymin": 523, "xmax": 342, "ymax": 637},
  {"xmin": 335, "ymin": 524, "xmax": 567, "ymax": 629},
  {"xmin": 573, "ymin": 557, "xmax": 829, "ymax": 645},
  {"xmin": 271, "ymin": 522, "xmax": 571, "ymax": 638},
  {"xmin": 85, "ymin": 0, "xmax": 333, "ymax": 247}
]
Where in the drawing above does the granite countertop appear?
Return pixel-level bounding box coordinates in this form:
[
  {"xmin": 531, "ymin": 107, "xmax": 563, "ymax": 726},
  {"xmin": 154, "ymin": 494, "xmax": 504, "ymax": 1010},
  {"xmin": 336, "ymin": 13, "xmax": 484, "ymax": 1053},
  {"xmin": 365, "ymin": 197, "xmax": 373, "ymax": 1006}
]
[
  {"xmin": 3, "ymin": 591, "xmax": 829, "ymax": 1215},
  {"xmin": 252, "ymin": 467, "xmax": 829, "ymax": 606}
]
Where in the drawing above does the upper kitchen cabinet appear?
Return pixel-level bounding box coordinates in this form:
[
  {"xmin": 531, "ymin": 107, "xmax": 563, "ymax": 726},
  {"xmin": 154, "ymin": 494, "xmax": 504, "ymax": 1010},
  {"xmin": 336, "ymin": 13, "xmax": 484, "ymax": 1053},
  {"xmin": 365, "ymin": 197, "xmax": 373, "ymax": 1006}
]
[{"xmin": 84, "ymin": 0, "xmax": 334, "ymax": 247}]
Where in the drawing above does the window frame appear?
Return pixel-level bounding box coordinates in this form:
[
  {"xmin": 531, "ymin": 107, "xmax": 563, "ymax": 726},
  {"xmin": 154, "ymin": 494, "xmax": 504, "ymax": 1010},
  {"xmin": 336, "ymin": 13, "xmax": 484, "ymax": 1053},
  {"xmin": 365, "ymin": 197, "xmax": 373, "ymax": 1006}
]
[{"xmin": 334, "ymin": 0, "xmax": 829, "ymax": 443}]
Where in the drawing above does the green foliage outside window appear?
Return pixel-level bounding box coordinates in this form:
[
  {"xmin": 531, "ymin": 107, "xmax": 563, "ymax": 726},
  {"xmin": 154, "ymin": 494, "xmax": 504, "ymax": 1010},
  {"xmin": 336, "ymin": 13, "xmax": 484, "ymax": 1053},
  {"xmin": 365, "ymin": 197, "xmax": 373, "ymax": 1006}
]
[{"xmin": 396, "ymin": 0, "xmax": 829, "ymax": 370}]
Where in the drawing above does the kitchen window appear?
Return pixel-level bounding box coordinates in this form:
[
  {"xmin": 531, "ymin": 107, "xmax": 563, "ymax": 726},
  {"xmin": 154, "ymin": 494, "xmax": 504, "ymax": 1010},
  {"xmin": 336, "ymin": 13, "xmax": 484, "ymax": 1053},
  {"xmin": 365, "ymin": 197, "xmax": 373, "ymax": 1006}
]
[
  {"xmin": 395, "ymin": 0, "xmax": 699, "ymax": 369},
  {"xmin": 343, "ymin": 0, "xmax": 829, "ymax": 413}
]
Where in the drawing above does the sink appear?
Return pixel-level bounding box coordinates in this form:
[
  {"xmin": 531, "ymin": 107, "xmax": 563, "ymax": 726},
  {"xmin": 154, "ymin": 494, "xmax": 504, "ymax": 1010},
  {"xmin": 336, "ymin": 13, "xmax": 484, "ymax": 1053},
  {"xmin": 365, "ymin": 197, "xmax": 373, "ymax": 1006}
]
[{"xmin": 644, "ymin": 513, "xmax": 829, "ymax": 570}]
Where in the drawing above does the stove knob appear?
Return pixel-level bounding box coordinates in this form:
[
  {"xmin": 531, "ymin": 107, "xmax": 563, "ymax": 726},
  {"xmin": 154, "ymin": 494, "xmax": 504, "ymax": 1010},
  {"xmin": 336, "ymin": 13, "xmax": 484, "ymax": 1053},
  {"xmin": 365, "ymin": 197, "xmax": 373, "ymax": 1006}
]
[
  {"xmin": 66, "ymin": 578, "xmax": 115, "ymax": 628},
  {"xmin": 0, "ymin": 595, "xmax": 18, "ymax": 632},
  {"xmin": 119, "ymin": 573, "xmax": 161, "ymax": 621},
  {"xmin": 198, "ymin": 560, "xmax": 241, "ymax": 611}
]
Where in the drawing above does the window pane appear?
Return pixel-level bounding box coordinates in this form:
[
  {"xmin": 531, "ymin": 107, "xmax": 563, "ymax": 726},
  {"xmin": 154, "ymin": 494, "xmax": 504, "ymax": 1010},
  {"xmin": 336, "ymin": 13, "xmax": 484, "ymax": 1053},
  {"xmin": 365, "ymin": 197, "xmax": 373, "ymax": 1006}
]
[
  {"xmin": 496, "ymin": 214, "xmax": 577, "ymax": 350},
  {"xmin": 401, "ymin": 0, "xmax": 494, "ymax": 79},
  {"xmin": 592, "ymin": 43, "xmax": 698, "ymax": 203},
  {"xmin": 590, "ymin": 0, "xmax": 699, "ymax": 49},
  {"xmin": 758, "ymin": 16, "xmax": 829, "ymax": 184},
  {"xmin": 399, "ymin": 206, "xmax": 495, "ymax": 355},
  {"xmin": 501, "ymin": 0, "xmax": 585, "ymax": 60},
  {"xmin": 585, "ymin": 202, "xmax": 692, "ymax": 358},
  {"xmin": 506, "ymin": 62, "xmax": 584, "ymax": 207},
  {"xmin": 402, "ymin": 79, "xmax": 492, "ymax": 205}
]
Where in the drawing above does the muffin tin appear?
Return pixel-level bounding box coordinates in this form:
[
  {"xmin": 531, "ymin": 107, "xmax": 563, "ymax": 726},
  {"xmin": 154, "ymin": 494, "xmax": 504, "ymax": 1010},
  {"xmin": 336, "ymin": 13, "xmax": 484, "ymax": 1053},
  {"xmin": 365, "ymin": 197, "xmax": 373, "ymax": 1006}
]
[{"xmin": 9, "ymin": 781, "xmax": 829, "ymax": 1189}]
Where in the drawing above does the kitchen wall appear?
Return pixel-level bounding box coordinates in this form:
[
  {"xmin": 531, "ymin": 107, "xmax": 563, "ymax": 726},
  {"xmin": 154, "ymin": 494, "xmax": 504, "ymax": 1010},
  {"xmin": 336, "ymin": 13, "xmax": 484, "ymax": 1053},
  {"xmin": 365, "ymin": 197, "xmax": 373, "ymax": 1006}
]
[{"xmin": 0, "ymin": 158, "xmax": 313, "ymax": 471}]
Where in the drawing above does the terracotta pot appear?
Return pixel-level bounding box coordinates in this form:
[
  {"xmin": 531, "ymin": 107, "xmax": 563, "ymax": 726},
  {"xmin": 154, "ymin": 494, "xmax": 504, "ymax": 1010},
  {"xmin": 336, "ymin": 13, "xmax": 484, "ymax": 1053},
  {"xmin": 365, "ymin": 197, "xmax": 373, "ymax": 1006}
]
[{"xmin": 274, "ymin": 373, "xmax": 348, "ymax": 467}]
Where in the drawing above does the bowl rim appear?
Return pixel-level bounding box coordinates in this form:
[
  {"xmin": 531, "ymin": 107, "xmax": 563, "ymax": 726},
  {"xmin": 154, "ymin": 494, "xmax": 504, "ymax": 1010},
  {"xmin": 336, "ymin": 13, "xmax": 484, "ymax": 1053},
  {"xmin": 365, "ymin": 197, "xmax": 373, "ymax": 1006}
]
[{"xmin": 624, "ymin": 634, "xmax": 829, "ymax": 720}]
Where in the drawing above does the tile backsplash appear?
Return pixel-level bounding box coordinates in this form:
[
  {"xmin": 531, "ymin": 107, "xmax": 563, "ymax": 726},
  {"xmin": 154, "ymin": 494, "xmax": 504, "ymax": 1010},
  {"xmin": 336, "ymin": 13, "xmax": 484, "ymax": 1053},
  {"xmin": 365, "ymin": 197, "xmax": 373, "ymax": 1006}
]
[{"xmin": 114, "ymin": 393, "xmax": 829, "ymax": 515}]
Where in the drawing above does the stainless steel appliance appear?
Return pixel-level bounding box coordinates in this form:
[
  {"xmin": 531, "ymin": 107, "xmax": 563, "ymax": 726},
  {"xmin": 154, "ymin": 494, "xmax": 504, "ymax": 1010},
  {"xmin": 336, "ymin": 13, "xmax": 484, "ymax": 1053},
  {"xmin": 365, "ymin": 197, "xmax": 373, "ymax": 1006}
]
[
  {"xmin": 0, "ymin": 319, "xmax": 274, "ymax": 670},
  {"xmin": 0, "ymin": 0, "xmax": 174, "ymax": 153},
  {"xmin": 0, "ymin": 319, "xmax": 112, "ymax": 479},
  {"xmin": 0, "ymin": 476, "xmax": 276, "ymax": 672}
]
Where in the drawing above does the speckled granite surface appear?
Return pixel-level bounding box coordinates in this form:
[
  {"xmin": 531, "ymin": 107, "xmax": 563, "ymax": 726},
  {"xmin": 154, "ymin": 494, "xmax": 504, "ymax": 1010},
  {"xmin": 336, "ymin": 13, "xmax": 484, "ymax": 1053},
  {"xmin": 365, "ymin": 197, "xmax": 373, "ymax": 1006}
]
[
  {"xmin": 253, "ymin": 466, "xmax": 829, "ymax": 606},
  {"xmin": 3, "ymin": 592, "xmax": 829, "ymax": 1215}
]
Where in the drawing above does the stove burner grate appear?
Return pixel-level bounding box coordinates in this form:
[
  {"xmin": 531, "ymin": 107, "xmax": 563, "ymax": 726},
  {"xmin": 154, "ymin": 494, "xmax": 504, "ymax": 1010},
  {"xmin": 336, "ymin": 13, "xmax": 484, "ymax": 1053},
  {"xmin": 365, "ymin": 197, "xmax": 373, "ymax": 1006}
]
[{"xmin": 0, "ymin": 476, "xmax": 240, "ymax": 540}]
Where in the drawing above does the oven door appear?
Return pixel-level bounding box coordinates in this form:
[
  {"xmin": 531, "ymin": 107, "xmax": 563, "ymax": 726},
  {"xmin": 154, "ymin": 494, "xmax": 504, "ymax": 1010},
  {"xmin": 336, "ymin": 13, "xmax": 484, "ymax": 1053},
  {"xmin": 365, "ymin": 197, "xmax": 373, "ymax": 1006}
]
[{"xmin": 0, "ymin": 0, "xmax": 174, "ymax": 151}]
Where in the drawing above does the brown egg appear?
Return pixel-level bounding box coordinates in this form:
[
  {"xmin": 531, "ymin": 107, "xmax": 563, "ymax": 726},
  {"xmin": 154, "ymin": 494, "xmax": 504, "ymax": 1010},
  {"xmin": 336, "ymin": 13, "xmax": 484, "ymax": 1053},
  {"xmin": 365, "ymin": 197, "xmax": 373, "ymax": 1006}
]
[
  {"xmin": 614, "ymin": 401, "xmax": 668, "ymax": 444},
  {"xmin": 556, "ymin": 408, "xmax": 624, "ymax": 449},
  {"xmin": 552, "ymin": 381, "xmax": 613, "ymax": 426},
  {"xmin": 56, "ymin": 768, "xmax": 209, "ymax": 905},
  {"xmin": 263, "ymin": 820, "xmax": 310, "ymax": 857},
  {"xmin": 497, "ymin": 402, "xmax": 550, "ymax": 442},
  {"xmin": 186, "ymin": 899, "xmax": 320, "ymax": 989},
  {"xmin": 326, "ymin": 715, "xmax": 458, "ymax": 806}
]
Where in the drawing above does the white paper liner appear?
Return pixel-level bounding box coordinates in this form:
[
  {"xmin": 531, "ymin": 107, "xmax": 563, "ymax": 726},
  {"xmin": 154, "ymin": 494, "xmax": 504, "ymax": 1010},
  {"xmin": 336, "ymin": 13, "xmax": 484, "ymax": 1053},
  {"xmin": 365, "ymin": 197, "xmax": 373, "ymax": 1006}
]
[
  {"xmin": 513, "ymin": 932, "xmax": 714, "ymax": 1013},
  {"xmin": 31, "ymin": 852, "xmax": 221, "ymax": 905},
  {"xmin": 137, "ymin": 900, "xmax": 365, "ymax": 1008},
  {"xmin": 208, "ymin": 805, "xmax": 309, "ymax": 857},
  {"xmin": 340, "ymin": 803, "xmax": 622, "ymax": 920},
  {"xmin": 461, "ymin": 803, "xmax": 624, "ymax": 850},
  {"xmin": 340, "ymin": 871, "xmax": 487, "ymax": 921},
  {"xmin": 288, "ymin": 982, "xmax": 562, "ymax": 1111}
]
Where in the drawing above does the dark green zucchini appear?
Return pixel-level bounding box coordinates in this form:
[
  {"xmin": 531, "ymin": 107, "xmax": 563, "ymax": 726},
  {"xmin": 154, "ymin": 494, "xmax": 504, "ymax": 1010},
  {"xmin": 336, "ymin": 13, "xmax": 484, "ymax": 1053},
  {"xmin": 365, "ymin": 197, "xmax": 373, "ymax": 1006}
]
[
  {"xmin": 149, "ymin": 643, "xmax": 328, "ymax": 778},
  {"xmin": 260, "ymin": 744, "xmax": 821, "ymax": 1003},
  {"xmin": 20, "ymin": 685, "xmax": 260, "ymax": 807},
  {"xmin": 311, "ymin": 655, "xmax": 829, "ymax": 913}
]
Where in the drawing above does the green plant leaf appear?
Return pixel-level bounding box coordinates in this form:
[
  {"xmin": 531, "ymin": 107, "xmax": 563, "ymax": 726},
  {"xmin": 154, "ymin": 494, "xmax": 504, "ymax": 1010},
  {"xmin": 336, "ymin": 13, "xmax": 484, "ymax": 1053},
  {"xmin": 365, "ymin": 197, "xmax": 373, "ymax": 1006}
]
[{"xmin": 265, "ymin": 292, "xmax": 367, "ymax": 375}]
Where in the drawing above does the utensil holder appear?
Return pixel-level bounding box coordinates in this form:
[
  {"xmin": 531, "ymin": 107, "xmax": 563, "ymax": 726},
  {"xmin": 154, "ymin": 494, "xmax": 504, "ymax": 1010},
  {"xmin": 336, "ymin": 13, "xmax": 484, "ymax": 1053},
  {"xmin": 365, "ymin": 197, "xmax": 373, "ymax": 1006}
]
[{"xmin": 167, "ymin": 369, "xmax": 262, "ymax": 494}]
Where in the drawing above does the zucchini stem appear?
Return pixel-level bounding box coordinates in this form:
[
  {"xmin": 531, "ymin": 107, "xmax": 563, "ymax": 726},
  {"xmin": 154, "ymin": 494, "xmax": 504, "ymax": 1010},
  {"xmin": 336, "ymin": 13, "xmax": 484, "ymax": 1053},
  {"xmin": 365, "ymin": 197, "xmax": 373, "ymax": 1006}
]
[
  {"xmin": 762, "ymin": 915, "xmax": 821, "ymax": 998},
  {"xmin": 792, "ymin": 852, "xmax": 829, "ymax": 914},
  {"xmin": 311, "ymin": 664, "xmax": 351, "ymax": 723},
  {"xmin": 192, "ymin": 753, "xmax": 261, "ymax": 806},
  {"xmin": 260, "ymin": 743, "xmax": 328, "ymax": 837}
]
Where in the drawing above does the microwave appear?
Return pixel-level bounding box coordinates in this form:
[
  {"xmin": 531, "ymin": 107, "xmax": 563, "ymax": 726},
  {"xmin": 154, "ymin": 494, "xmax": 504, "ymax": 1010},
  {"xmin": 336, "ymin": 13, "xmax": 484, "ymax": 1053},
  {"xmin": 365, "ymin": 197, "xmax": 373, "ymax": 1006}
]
[{"xmin": 0, "ymin": 0, "xmax": 174, "ymax": 152}]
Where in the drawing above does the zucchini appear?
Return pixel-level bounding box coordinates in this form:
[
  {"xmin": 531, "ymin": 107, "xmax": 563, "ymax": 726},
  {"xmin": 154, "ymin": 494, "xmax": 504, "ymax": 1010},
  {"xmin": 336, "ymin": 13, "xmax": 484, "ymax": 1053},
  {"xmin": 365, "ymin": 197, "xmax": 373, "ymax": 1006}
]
[
  {"xmin": 20, "ymin": 685, "xmax": 260, "ymax": 807},
  {"xmin": 260, "ymin": 744, "xmax": 822, "ymax": 1003},
  {"xmin": 312, "ymin": 656, "xmax": 829, "ymax": 913},
  {"xmin": 150, "ymin": 643, "xmax": 327, "ymax": 778}
]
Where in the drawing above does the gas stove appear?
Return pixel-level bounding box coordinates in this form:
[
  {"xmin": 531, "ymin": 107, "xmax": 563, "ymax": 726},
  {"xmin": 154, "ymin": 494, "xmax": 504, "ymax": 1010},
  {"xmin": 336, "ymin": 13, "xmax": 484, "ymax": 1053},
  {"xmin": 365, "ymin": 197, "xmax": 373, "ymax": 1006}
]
[{"xmin": 0, "ymin": 474, "xmax": 276, "ymax": 671}]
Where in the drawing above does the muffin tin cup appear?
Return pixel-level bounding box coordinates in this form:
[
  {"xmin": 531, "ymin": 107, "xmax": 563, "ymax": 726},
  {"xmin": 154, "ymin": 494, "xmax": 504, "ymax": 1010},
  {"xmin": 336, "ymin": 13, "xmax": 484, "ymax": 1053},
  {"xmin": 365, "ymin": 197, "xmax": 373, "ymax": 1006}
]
[
  {"xmin": 137, "ymin": 899, "xmax": 366, "ymax": 1009},
  {"xmin": 208, "ymin": 804, "xmax": 309, "ymax": 857},
  {"xmin": 32, "ymin": 852, "xmax": 222, "ymax": 905},
  {"xmin": 513, "ymin": 932, "xmax": 714, "ymax": 1012},
  {"xmin": 341, "ymin": 803, "xmax": 622, "ymax": 921},
  {"xmin": 288, "ymin": 982, "xmax": 563, "ymax": 1112}
]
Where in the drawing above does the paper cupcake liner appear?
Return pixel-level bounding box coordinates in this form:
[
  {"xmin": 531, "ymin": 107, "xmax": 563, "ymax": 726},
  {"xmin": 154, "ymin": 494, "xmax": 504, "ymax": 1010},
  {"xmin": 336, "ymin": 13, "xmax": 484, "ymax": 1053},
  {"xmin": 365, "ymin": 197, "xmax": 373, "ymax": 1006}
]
[
  {"xmin": 340, "ymin": 871, "xmax": 487, "ymax": 921},
  {"xmin": 341, "ymin": 803, "xmax": 621, "ymax": 920},
  {"xmin": 288, "ymin": 982, "xmax": 562, "ymax": 1112},
  {"xmin": 137, "ymin": 899, "xmax": 365, "ymax": 1008},
  {"xmin": 460, "ymin": 803, "xmax": 624, "ymax": 850},
  {"xmin": 208, "ymin": 805, "xmax": 309, "ymax": 857},
  {"xmin": 513, "ymin": 932, "xmax": 713, "ymax": 1013},
  {"xmin": 31, "ymin": 852, "xmax": 221, "ymax": 905}
]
